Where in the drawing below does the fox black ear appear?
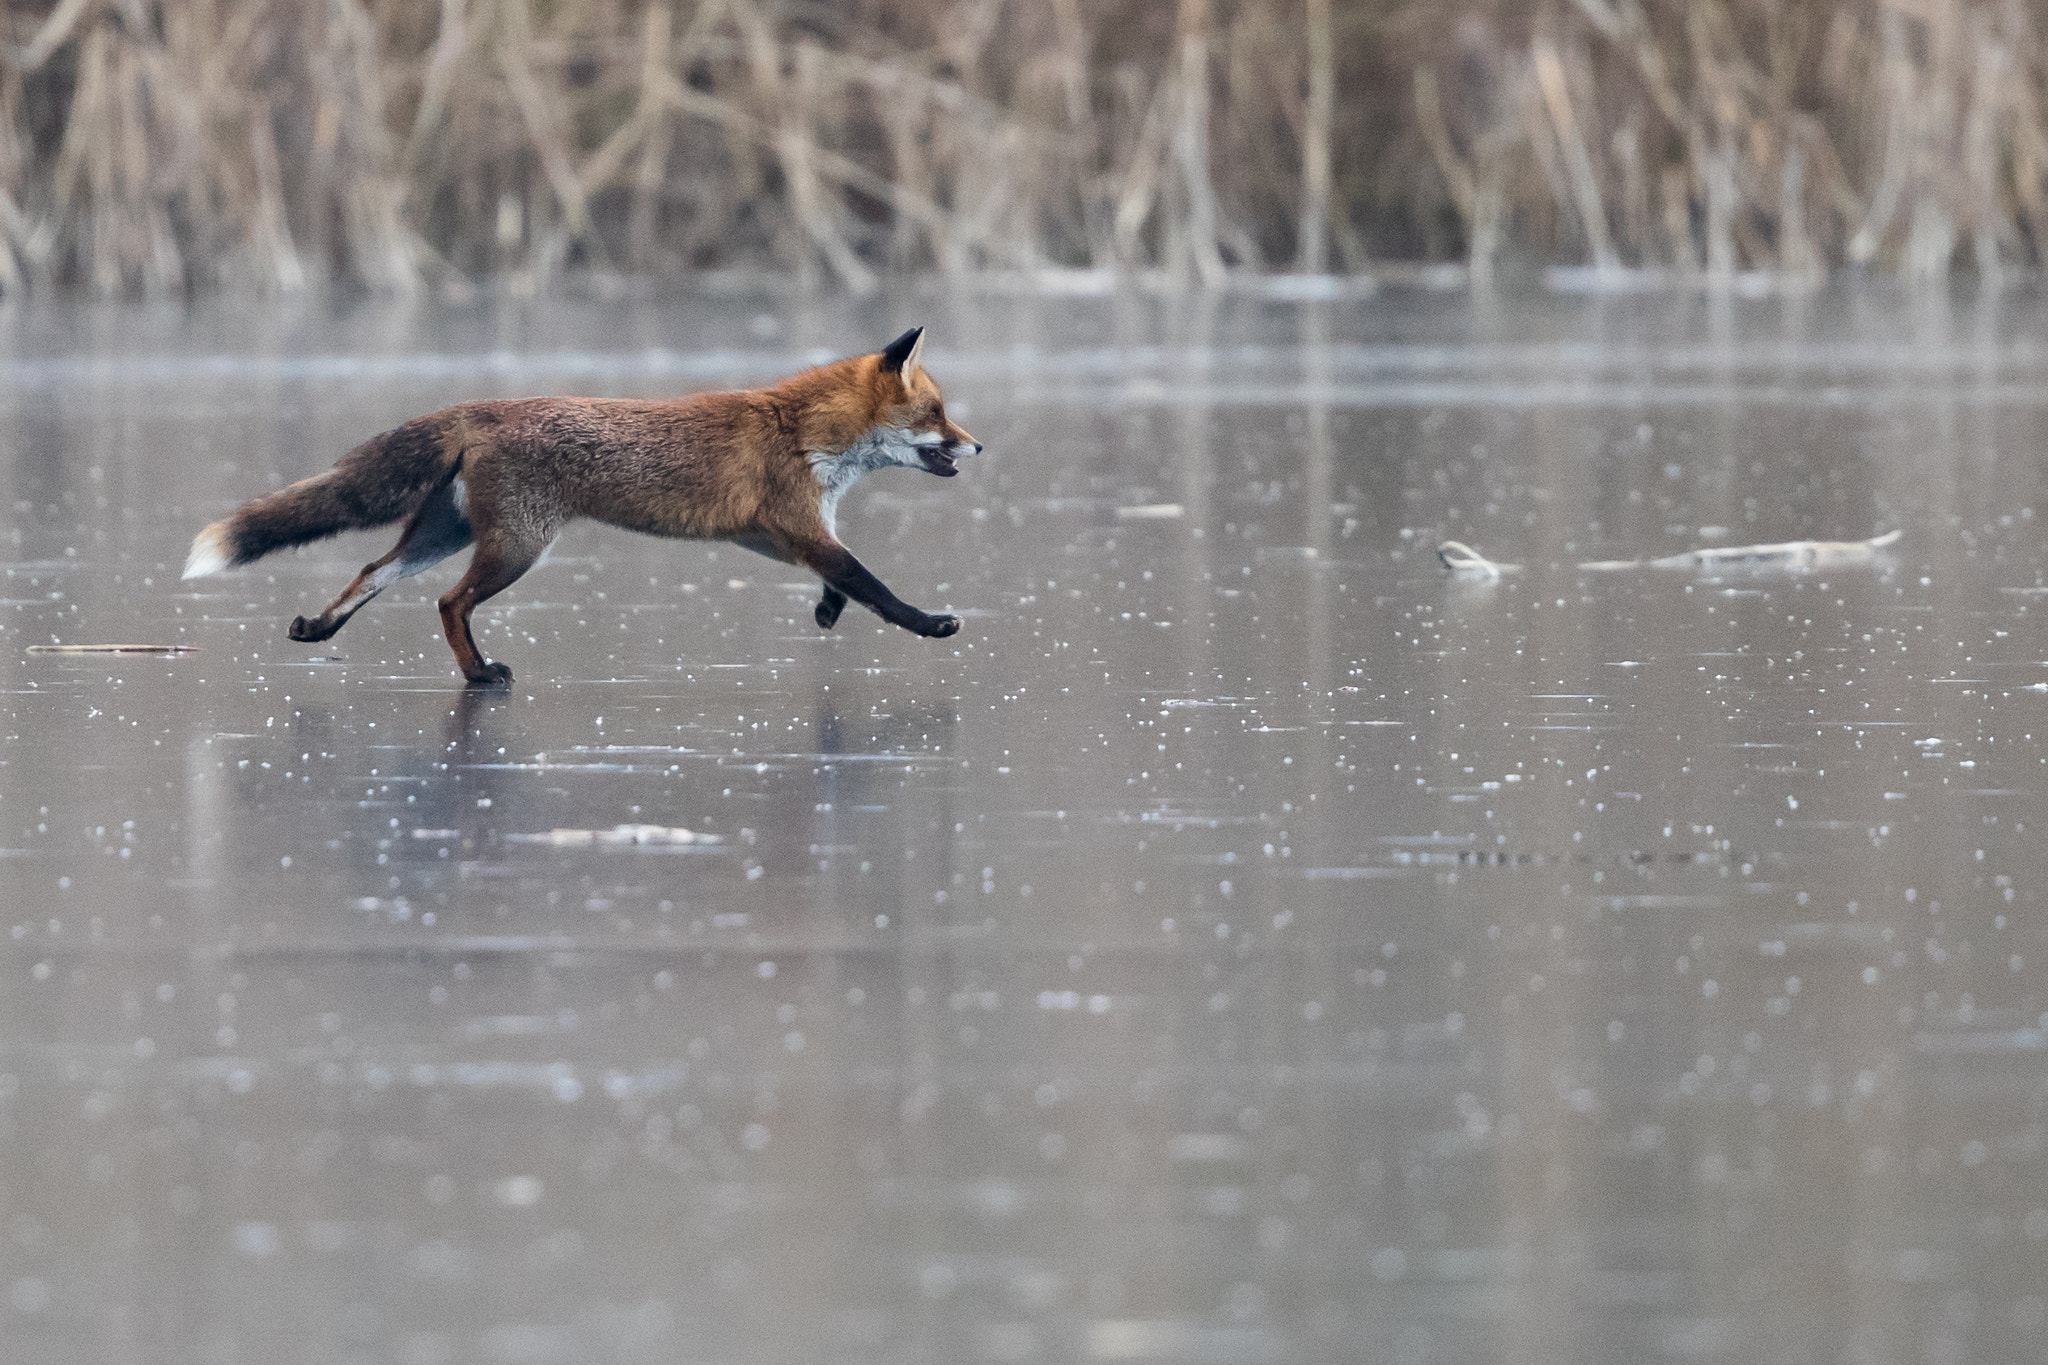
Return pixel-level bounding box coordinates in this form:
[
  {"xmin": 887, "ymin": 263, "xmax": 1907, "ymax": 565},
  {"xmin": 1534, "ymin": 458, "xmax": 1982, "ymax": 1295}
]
[{"xmin": 879, "ymin": 326, "xmax": 925, "ymax": 375}]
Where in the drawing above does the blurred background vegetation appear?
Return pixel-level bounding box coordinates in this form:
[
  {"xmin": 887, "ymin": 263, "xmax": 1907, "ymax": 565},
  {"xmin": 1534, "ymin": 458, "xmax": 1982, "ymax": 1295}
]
[{"xmin": 0, "ymin": 0, "xmax": 2041, "ymax": 296}]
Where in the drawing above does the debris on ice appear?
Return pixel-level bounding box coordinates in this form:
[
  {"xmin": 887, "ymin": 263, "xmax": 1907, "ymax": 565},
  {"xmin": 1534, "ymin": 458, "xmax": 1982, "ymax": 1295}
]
[
  {"xmin": 1436, "ymin": 541, "xmax": 1517, "ymax": 579},
  {"xmin": 1438, "ymin": 530, "xmax": 1901, "ymax": 579},
  {"xmin": 507, "ymin": 825, "xmax": 721, "ymax": 847}
]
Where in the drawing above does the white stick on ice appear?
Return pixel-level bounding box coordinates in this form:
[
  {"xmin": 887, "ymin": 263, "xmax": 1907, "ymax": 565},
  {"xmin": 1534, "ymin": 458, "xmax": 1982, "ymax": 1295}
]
[
  {"xmin": 1642, "ymin": 528, "xmax": 1901, "ymax": 569},
  {"xmin": 1437, "ymin": 530, "xmax": 1900, "ymax": 578}
]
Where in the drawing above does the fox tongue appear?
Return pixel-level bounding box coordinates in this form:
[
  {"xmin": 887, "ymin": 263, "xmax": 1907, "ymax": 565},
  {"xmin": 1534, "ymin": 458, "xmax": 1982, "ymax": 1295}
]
[{"xmin": 921, "ymin": 449, "xmax": 959, "ymax": 476}]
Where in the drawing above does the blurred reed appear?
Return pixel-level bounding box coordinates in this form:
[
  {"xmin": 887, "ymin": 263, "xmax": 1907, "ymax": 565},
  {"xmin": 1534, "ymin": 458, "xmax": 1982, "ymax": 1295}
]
[{"xmin": 0, "ymin": 0, "xmax": 2042, "ymax": 296}]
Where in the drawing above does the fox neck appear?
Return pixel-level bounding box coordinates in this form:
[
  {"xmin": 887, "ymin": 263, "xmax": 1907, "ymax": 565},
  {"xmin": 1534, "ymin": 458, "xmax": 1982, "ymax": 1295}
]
[{"xmin": 808, "ymin": 425, "xmax": 919, "ymax": 535}]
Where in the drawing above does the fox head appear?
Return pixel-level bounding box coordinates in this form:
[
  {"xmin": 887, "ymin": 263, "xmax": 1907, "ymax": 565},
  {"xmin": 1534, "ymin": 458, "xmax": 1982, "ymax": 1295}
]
[{"xmin": 871, "ymin": 326, "xmax": 981, "ymax": 477}]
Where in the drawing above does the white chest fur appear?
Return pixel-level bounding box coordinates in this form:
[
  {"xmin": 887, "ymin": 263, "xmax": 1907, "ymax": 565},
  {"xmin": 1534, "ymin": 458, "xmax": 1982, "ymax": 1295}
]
[{"xmin": 808, "ymin": 425, "xmax": 925, "ymax": 535}]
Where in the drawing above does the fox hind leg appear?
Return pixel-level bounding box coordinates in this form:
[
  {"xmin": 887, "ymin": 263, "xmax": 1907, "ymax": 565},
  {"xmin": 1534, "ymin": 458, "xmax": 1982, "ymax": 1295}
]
[
  {"xmin": 289, "ymin": 479, "xmax": 475, "ymax": 643},
  {"xmin": 438, "ymin": 531, "xmax": 548, "ymax": 686}
]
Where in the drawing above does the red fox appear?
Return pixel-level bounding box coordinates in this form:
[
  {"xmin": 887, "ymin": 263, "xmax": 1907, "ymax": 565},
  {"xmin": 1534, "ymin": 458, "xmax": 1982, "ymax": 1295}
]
[{"xmin": 182, "ymin": 327, "xmax": 981, "ymax": 685}]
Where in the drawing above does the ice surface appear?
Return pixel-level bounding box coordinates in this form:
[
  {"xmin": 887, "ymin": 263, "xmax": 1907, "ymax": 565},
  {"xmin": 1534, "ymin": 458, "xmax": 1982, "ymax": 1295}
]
[{"xmin": 2, "ymin": 287, "xmax": 2046, "ymax": 1363}]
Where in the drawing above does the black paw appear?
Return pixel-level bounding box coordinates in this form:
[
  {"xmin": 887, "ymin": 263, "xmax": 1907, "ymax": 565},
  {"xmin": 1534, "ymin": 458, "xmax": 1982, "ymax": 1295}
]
[
  {"xmin": 291, "ymin": 613, "xmax": 344, "ymax": 644},
  {"xmin": 466, "ymin": 660, "xmax": 514, "ymax": 687},
  {"xmin": 815, "ymin": 595, "xmax": 845, "ymax": 629},
  {"xmin": 922, "ymin": 613, "xmax": 961, "ymax": 639}
]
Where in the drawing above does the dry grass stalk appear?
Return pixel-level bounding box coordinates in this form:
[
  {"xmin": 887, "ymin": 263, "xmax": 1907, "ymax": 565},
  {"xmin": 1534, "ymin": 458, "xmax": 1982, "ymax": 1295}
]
[
  {"xmin": 1296, "ymin": 0, "xmax": 1332, "ymax": 270},
  {"xmin": 0, "ymin": 1, "xmax": 2042, "ymax": 297}
]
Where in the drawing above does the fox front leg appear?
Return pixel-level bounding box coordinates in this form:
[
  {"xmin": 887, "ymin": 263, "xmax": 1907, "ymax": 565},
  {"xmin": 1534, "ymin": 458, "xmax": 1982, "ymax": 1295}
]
[
  {"xmin": 733, "ymin": 530, "xmax": 852, "ymax": 632},
  {"xmin": 797, "ymin": 539, "xmax": 959, "ymax": 639}
]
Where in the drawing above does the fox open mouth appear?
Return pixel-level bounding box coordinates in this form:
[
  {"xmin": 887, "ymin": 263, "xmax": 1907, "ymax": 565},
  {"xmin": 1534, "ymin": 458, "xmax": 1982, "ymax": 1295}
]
[{"xmin": 919, "ymin": 448, "xmax": 960, "ymax": 477}]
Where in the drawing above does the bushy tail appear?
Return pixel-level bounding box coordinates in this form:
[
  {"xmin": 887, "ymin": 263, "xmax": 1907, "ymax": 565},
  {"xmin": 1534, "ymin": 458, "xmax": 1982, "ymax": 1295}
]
[{"xmin": 183, "ymin": 417, "xmax": 459, "ymax": 579}]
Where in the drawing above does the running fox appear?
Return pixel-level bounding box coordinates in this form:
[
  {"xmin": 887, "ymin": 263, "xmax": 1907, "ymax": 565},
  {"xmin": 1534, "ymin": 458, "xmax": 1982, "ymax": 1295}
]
[{"xmin": 182, "ymin": 327, "xmax": 981, "ymax": 685}]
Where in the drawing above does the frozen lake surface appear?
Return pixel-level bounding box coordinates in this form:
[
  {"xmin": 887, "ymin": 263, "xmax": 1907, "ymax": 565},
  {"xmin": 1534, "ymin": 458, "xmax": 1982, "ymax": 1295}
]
[{"xmin": 3, "ymin": 286, "xmax": 2047, "ymax": 1363}]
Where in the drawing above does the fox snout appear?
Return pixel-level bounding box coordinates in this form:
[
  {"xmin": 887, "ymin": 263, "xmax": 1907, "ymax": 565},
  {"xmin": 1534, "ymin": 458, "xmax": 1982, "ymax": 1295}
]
[
  {"xmin": 917, "ymin": 422, "xmax": 981, "ymax": 477},
  {"xmin": 943, "ymin": 421, "xmax": 982, "ymax": 459}
]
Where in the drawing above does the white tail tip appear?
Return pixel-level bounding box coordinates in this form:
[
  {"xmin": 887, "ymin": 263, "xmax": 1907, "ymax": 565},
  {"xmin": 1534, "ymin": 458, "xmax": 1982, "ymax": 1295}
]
[{"xmin": 182, "ymin": 522, "xmax": 231, "ymax": 580}]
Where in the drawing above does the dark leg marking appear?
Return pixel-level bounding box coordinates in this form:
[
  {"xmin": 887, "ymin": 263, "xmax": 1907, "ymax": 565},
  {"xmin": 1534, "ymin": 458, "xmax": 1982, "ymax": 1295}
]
[
  {"xmin": 734, "ymin": 530, "xmax": 884, "ymax": 635},
  {"xmin": 795, "ymin": 539, "xmax": 958, "ymax": 639},
  {"xmin": 733, "ymin": 529, "xmax": 852, "ymax": 632}
]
